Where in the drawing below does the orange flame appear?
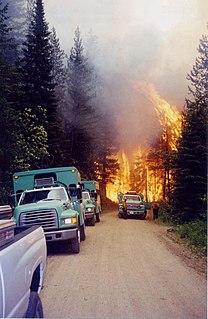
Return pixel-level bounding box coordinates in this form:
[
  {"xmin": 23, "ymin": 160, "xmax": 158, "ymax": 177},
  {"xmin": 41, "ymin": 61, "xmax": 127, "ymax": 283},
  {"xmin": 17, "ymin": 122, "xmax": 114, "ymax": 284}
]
[
  {"xmin": 132, "ymin": 81, "xmax": 182, "ymax": 150},
  {"xmin": 106, "ymin": 82, "xmax": 182, "ymax": 202},
  {"xmin": 106, "ymin": 151, "xmax": 130, "ymax": 202}
]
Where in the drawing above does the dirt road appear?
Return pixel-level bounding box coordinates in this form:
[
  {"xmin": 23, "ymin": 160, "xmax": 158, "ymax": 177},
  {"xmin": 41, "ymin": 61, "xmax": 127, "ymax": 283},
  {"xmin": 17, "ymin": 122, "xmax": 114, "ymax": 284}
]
[{"xmin": 41, "ymin": 210, "xmax": 207, "ymax": 319}]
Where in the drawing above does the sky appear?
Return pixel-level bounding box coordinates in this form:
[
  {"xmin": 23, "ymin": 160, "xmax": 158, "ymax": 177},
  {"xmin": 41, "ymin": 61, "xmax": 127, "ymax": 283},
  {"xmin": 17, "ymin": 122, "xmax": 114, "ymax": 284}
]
[{"xmin": 44, "ymin": 0, "xmax": 207, "ymax": 151}]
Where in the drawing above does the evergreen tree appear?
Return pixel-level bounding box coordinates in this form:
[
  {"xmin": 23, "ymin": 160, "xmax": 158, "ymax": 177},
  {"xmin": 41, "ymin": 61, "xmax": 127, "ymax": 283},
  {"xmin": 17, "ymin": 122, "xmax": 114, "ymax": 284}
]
[
  {"xmin": 50, "ymin": 27, "xmax": 66, "ymax": 87},
  {"xmin": 20, "ymin": 0, "xmax": 63, "ymax": 167},
  {"xmin": 95, "ymin": 116, "xmax": 119, "ymax": 198},
  {"xmin": 172, "ymin": 34, "xmax": 208, "ymax": 223},
  {"xmin": 65, "ymin": 26, "xmax": 98, "ymax": 175},
  {"xmin": 187, "ymin": 34, "xmax": 208, "ymax": 102},
  {"xmin": 0, "ymin": 2, "xmax": 17, "ymax": 183}
]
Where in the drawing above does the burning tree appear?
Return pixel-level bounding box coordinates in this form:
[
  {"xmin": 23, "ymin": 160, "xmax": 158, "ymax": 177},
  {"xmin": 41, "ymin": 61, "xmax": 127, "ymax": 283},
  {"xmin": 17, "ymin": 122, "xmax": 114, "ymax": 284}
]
[{"xmin": 105, "ymin": 82, "xmax": 182, "ymax": 203}]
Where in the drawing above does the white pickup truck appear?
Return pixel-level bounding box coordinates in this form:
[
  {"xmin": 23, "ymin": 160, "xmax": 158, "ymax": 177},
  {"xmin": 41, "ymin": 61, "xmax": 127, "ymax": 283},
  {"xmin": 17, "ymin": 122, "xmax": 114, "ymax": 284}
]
[{"xmin": 0, "ymin": 218, "xmax": 47, "ymax": 318}]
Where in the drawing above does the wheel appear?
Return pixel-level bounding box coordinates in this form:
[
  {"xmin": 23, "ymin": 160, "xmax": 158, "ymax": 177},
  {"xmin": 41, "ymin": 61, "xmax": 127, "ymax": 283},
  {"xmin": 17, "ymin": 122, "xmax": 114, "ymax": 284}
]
[
  {"xmin": 140, "ymin": 211, "xmax": 147, "ymax": 220},
  {"xmin": 90, "ymin": 215, "xmax": 95, "ymax": 226},
  {"xmin": 80, "ymin": 223, "xmax": 86, "ymax": 241},
  {"xmin": 71, "ymin": 230, "xmax": 80, "ymax": 253},
  {"xmin": 25, "ymin": 291, "xmax": 43, "ymax": 318},
  {"xmin": 96, "ymin": 212, "xmax": 100, "ymax": 222}
]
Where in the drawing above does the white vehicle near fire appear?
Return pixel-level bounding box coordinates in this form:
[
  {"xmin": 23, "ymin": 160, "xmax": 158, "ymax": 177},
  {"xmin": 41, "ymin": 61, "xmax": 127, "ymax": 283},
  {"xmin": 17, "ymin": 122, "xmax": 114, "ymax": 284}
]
[{"xmin": 118, "ymin": 191, "xmax": 151, "ymax": 220}]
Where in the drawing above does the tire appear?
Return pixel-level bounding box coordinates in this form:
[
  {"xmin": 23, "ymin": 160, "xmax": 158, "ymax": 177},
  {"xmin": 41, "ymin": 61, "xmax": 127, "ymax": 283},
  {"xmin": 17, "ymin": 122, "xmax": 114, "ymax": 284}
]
[
  {"xmin": 25, "ymin": 291, "xmax": 43, "ymax": 318},
  {"xmin": 140, "ymin": 211, "xmax": 147, "ymax": 220},
  {"xmin": 90, "ymin": 215, "xmax": 95, "ymax": 226},
  {"xmin": 71, "ymin": 230, "xmax": 80, "ymax": 253},
  {"xmin": 96, "ymin": 212, "xmax": 100, "ymax": 222},
  {"xmin": 80, "ymin": 223, "xmax": 86, "ymax": 241}
]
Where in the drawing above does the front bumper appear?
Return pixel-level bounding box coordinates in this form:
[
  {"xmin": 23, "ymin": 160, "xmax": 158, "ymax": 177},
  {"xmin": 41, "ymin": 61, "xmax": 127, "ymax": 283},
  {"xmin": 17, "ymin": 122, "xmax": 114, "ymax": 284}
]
[
  {"xmin": 44, "ymin": 227, "xmax": 78, "ymax": 242},
  {"xmin": 126, "ymin": 209, "xmax": 145, "ymax": 215},
  {"xmin": 85, "ymin": 212, "xmax": 94, "ymax": 219}
]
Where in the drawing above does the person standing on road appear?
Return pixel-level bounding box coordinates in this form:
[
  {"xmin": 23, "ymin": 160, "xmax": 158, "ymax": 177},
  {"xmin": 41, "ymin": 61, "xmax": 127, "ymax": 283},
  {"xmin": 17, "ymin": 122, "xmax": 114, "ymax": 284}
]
[{"xmin": 152, "ymin": 200, "xmax": 159, "ymax": 220}]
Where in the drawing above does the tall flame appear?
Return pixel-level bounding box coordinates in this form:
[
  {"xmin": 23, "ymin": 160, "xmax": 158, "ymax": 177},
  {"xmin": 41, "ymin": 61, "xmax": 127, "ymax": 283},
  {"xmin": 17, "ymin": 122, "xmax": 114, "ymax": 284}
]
[
  {"xmin": 106, "ymin": 82, "xmax": 182, "ymax": 202},
  {"xmin": 132, "ymin": 81, "xmax": 182, "ymax": 150}
]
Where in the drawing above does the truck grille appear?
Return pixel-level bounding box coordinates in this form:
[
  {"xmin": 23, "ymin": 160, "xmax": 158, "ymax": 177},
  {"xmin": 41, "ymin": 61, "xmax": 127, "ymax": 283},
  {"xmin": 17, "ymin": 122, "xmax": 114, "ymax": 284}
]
[
  {"xmin": 127, "ymin": 204, "xmax": 140, "ymax": 210},
  {"xmin": 20, "ymin": 209, "xmax": 58, "ymax": 230}
]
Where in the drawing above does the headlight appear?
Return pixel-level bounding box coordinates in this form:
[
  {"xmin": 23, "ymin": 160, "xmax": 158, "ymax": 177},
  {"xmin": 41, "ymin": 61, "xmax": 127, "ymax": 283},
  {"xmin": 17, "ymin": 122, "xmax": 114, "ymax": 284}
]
[
  {"xmin": 87, "ymin": 207, "xmax": 92, "ymax": 212},
  {"xmin": 64, "ymin": 217, "xmax": 77, "ymax": 224}
]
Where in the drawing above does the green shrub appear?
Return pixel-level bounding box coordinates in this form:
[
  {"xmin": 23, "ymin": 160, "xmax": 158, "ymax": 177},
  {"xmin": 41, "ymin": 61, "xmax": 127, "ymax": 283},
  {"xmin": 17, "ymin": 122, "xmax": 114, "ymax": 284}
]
[
  {"xmin": 158, "ymin": 201, "xmax": 173, "ymax": 224},
  {"xmin": 176, "ymin": 220, "xmax": 207, "ymax": 255}
]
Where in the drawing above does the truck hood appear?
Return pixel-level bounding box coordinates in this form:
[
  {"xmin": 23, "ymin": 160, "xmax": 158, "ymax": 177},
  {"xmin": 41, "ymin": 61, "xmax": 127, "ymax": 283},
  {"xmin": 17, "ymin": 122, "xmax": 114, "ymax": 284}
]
[
  {"xmin": 15, "ymin": 200, "xmax": 72, "ymax": 213},
  {"xmin": 83, "ymin": 202, "xmax": 95, "ymax": 209}
]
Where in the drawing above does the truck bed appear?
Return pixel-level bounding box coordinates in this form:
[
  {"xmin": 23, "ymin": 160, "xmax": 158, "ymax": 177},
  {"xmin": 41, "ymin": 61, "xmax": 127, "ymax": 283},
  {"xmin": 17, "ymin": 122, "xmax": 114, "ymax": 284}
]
[{"xmin": 0, "ymin": 225, "xmax": 43, "ymax": 251}]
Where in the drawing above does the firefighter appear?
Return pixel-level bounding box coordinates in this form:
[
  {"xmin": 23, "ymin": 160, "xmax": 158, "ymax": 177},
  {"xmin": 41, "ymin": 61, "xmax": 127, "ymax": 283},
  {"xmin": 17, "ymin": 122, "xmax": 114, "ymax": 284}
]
[
  {"xmin": 122, "ymin": 198, "xmax": 127, "ymax": 218},
  {"xmin": 152, "ymin": 200, "xmax": 159, "ymax": 220}
]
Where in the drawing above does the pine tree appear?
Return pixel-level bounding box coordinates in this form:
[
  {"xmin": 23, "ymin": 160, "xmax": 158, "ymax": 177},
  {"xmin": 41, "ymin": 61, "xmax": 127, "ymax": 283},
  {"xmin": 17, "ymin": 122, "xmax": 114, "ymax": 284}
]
[
  {"xmin": 95, "ymin": 117, "xmax": 120, "ymax": 198},
  {"xmin": 20, "ymin": 0, "xmax": 63, "ymax": 167},
  {"xmin": 50, "ymin": 27, "xmax": 66, "ymax": 87},
  {"xmin": 1, "ymin": 0, "xmax": 26, "ymax": 61},
  {"xmin": 187, "ymin": 34, "xmax": 208, "ymax": 102},
  {"xmin": 0, "ymin": 1, "xmax": 20, "ymax": 194},
  {"xmin": 172, "ymin": 34, "xmax": 208, "ymax": 223},
  {"xmin": 21, "ymin": 0, "xmax": 55, "ymax": 120},
  {"xmin": 65, "ymin": 26, "xmax": 98, "ymax": 175}
]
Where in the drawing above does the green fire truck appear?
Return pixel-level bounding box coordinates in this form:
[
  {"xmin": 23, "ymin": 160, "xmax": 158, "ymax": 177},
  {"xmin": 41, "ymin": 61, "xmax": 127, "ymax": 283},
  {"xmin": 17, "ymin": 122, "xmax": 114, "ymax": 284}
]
[{"xmin": 12, "ymin": 167, "xmax": 86, "ymax": 253}]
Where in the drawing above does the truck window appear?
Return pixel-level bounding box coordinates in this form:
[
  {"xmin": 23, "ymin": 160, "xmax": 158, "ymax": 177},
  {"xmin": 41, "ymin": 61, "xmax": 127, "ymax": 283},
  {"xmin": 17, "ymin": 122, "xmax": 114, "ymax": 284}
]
[
  {"xmin": 34, "ymin": 173, "xmax": 57, "ymax": 185},
  {"xmin": 82, "ymin": 192, "xmax": 90, "ymax": 200},
  {"xmin": 123, "ymin": 195, "xmax": 141, "ymax": 201},
  {"xmin": 19, "ymin": 188, "xmax": 67, "ymax": 205}
]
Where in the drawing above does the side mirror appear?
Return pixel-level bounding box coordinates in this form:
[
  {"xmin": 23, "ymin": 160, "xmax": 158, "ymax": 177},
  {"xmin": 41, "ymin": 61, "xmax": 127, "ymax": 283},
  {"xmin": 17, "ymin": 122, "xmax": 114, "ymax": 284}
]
[
  {"xmin": 77, "ymin": 188, "xmax": 82, "ymax": 202},
  {"xmin": 69, "ymin": 184, "xmax": 77, "ymax": 197}
]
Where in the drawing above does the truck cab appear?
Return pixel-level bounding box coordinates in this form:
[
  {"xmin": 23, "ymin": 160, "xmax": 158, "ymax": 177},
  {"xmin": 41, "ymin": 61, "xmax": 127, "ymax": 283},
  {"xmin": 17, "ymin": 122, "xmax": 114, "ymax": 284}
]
[
  {"xmin": 82, "ymin": 191, "xmax": 96, "ymax": 226},
  {"xmin": 12, "ymin": 167, "xmax": 86, "ymax": 253},
  {"xmin": 81, "ymin": 180, "xmax": 101, "ymax": 222}
]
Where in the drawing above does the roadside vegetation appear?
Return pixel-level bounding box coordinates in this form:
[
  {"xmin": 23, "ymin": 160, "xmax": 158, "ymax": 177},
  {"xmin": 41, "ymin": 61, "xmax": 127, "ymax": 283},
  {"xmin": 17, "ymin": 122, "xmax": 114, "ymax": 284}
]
[{"xmin": 158, "ymin": 202, "xmax": 207, "ymax": 256}]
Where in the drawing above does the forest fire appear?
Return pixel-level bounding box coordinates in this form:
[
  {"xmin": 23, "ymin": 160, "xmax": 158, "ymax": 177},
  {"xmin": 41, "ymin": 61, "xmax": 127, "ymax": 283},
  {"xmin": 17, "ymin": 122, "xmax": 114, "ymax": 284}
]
[
  {"xmin": 106, "ymin": 82, "xmax": 182, "ymax": 202},
  {"xmin": 133, "ymin": 82, "xmax": 182, "ymax": 151}
]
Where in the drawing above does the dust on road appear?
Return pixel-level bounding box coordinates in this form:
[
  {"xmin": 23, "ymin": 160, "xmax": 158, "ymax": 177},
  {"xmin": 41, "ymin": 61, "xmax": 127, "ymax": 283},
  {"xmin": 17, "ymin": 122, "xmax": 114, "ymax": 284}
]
[{"xmin": 41, "ymin": 210, "xmax": 207, "ymax": 319}]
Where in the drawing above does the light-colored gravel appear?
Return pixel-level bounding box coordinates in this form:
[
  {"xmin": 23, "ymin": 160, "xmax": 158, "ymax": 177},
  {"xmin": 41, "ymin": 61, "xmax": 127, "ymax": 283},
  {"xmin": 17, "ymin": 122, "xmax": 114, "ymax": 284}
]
[{"xmin": 41, "ymin": 210, "xmax": 207, "ymax": 319}]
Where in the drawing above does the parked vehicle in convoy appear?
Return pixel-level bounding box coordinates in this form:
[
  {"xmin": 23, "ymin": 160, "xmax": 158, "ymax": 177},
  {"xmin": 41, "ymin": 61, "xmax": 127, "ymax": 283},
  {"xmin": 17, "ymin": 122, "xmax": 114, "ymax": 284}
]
[
  {"xmin": 118, "ymin": 191, "xmax": 151, "ymax": 220},
  {"xmin": 12, "ymin": 167, "xmax": 86, "ymax": 253},
  {"xmin": 81, "ymin": 180, "xmax": 101, "ymax": 222},
  {"xmin": 82, "ymin": 191, "xmax": 96, "ymax": 226},
  {"xmin": 0, "ymin": 205, "xmax": 13, "ymax": 220},
  {"xmin": 0, "ymin": 217, "xmax": 47, "ymax": 318}
]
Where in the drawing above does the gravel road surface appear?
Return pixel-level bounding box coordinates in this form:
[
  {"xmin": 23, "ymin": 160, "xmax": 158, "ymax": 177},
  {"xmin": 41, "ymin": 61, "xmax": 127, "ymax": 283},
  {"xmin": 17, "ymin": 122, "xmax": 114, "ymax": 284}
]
[{"xmin": 41, "ymin": 210, "xmax": 207, "ymax": 319}]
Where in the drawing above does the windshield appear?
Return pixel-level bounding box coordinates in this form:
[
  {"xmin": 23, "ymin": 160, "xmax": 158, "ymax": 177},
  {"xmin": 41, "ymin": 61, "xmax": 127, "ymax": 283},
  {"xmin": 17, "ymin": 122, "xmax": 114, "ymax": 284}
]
[
  {"xmin": 123, "ymin": 195, "xmax": 141, "ymax": 201},
  {"xmin": 19, "ymin": 188, "xmax": 68, "ymax": 205},
  {"xmin": 82, "ymin": 192, "xmax": 90, "ymax": 200}
]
